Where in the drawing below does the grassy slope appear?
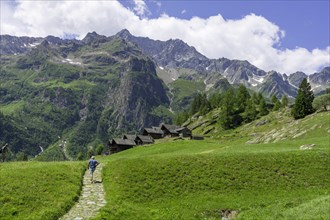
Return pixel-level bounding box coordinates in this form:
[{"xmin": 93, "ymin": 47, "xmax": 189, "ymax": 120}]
[
  {"xmin": 0, "ymin": 112, "xmax": 328, "ymax": 219},
  {"xmin": 95, "ymin": 111, "xmax": 330, "ymax": 220},
  {"xmin": 0, "ymin": 162, "xmax": 85, "ymax": 220},
  {"xmin": 169, "ymin": 79, "xmax": 205, "ymax": 111}
]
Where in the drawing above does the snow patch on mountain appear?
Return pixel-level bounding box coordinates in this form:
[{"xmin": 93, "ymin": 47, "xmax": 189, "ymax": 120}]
[
  {"xmin": 29, "ymin": 42, "xmax": 40, "ymax": 47},
  {"xmin": 61, "ymin": 58, "xmax": 82, "ymax": 65}
]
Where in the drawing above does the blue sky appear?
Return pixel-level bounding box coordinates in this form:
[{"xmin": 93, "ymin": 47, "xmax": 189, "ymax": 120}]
[{"xmin": 1, "ymin": 0, "xmax": 329, "ymax": 74}]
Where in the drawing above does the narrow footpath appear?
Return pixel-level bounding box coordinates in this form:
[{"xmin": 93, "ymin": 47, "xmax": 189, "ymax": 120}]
[{"xmin": 59, "ymin": 164, "xmax": 106, "ymax": 220}]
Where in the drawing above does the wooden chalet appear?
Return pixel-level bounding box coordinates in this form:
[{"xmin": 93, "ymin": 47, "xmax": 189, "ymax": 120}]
[
  {"xmin": 159, "ymin": 124, "xmax": 192, "ymax": 138},
  {"xmin": 142, "ymin": 127, "xmax": 164, "ymax": 139},
  {"xmin": 160, "ymin": 124, "xmax": 180, "ymax": 137},
  {"xmin": 123, "ymin": 134, "xmax": 137, "ymax": 141},
  {"xmin": 175, "ymin": 127, "xmax": 192, "ymax": 137},
  {"xmin": 136, "ymin": 135, "xmax": 154, "ymax": 145},
  {"xmin": 108, "ymin": 138, "xmax": 136, "ymax": 154},
  {"xmin": 122, "ymin": 134, "xmax": 154, "ymax": 145}
]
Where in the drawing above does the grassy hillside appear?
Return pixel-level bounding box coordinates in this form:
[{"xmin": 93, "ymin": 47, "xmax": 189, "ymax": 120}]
[
  {"xmin": 169, "ymin": 78, "xmax": 205, "ymax": 112},
  {"xmin": 0, "ymin": 162, "xmax": 85, "ymax": 220},
  {"xmin": 94, "ymin": 111, "xmax": 330, "ymax": 219}
]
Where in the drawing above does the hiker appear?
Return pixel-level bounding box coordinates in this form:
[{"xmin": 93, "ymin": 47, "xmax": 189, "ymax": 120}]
[{"xmin": 88, "ymin": 156, "xmax": 99, "ymax": 183}]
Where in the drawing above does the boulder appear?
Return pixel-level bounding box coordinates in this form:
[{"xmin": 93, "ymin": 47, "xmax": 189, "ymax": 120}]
[
  {"xmin": 300, "ymin": 144, "xmax": 315, "ymax": 150},
  {"xmin": 255, "ymin": 120, "xmax": 269, "ymax": 127}
]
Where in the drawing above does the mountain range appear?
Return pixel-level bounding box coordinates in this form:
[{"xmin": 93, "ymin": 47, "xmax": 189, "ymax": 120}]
[{"xmin": 0, "ymin": 30, "xmax": 329, "ymax": 159}]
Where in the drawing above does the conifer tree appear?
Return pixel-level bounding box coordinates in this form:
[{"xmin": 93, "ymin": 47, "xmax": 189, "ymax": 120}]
[
  {"xmin": 252, "ymin": 93, "xmax": 260, "ymax": 105},
  {"xmin": 259, "ymin": 96, "xmax": 269, "ymax": 116},
  {"xmin": 219, "ymin": 89, "xmax": 236, "ymax": 129},
  {"xmin": 236, "ymin": 84, "xmax": 250, "ymax": 113},
  {"xmin": 271, "ymin": 95, "xmax": 281, "ymax": 111},
  {"xmin": 174, "ymin": 110, "xmax": 189, "ymax": 125},
  {"xmin": 243, "ymin": 99, "xmax": 257, "ymax": 122},
  {"xmin": 209, "ymin": 93, "xmax": 222, "ymax": 109},
  {"xmin": 189, "ymin": 93, "xmax": 210, "ymax": 115},
  {"xmin": 281, "ymin": 95, "xmax": 289, "ymax": 108},
  {"xmin": 190, "ymin": 94, "xmax": 202, "ymax": 115},
  {"xmin": 291, "ymin": 78, "xmax": 315, "ymax": 119},
  {"xmin": 199, "ymin": 94, "xmax": 211, "ymax": 115},
  {"xmin": 257, "ymin": 92, "xmax": 264, "ymax": 103}
]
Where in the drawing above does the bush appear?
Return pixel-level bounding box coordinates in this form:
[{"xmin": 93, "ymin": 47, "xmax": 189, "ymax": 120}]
[
  {"xmin": 313, "ymin": 94, "xmax": 330, "ymax": 111},
  {"xmin": 77, "ymin": 152, "xmax": 84, "ymax": 161},
  {"xmin": 96, "ymin": 144, "xmax": 104, "ymax": 155}
]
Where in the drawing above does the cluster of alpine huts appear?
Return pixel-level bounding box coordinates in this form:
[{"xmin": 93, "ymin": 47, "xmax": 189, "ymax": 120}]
[{"xmin": 108, "ymin": 124, "xmax": 192, "ymax": 154}]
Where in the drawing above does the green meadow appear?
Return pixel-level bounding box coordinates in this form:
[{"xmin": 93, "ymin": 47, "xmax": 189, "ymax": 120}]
[
  {"xmin": 93, "ymin": 111, "xmax": 329, "ymax": 219},
  {"xmin": 0, "ymin": 111, "xmax": 329, "ymax": 219},
  {"xmin": 0, "ymin": 162, "xmax": 85, "ymax": 220},
  {"xmin": 95, "ymin": 141, "xmax": 329, "ymax": 219}
]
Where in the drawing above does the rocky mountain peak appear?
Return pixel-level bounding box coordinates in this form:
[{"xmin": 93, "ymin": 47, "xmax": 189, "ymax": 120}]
[
  {"xmin": 288, "ymin": 71, "xmax": 308, "ymax": 88},
  {"xmin": 45, "ymin": 35, "xmax": 64, "ymax": 45},
  {"xmin": 0, "ymin": 35, "xmax": 43, "ymax": 55},
  {"xmin": 321, "ymin": 66, "xmax": 330, "ymax": 72},
  {"xmin": 309, "ymin": 67, "xmax": 330, "ymax": 93},
  {"xmin": 116, "ymin": 29, "xmax": 133, "ymax": 40},
  {"xmin": 82, "ymin": 31, "xmax": 108, "ymax": 45},
  {"xmin": 40, "ymin": 39, "xmax": 50, "ymax": 47}
]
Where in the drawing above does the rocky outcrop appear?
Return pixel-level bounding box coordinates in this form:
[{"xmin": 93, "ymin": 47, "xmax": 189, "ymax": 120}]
[
  {"xmin": 106, "ymin": 56, "xmax": 169, "ymax": 132},
  {"xmin": 309, "ymin": 67, "xmax": 330, "ymax": 94}
]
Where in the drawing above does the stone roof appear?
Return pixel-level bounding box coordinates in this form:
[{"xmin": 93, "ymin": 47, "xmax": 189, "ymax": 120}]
[
  {"xmin": 144, "ymin": 127, "xmax": 164, "ymax": 135},
  {"xmin": 112, "ymin": 138, "xmax": 136, "ymax": 146},
  {"xmin": 161, "ymin": 124, "xmax": 181, "ymax": 134},
  {"xmin": 136, "ymin": 135, "xmax": 154, "ymax": 144},
  {"xmin": 123, "ymin": 134, "xmax": 137, "ymax": 141}
]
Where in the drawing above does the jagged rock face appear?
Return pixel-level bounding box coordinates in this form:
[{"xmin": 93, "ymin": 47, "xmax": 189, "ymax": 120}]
[
  {"xmin": 288, "ymin": 71, "xmax": 308, "ymax": 88},
  {"xmin": 0, "ymin": 35, "xmax": 43, "ymax": 54},
  {"xmin": 0, "ymin": 35, "xmax": 82, "ymax": 56},
  {"xmin": 82, "ymin": 31, "xmax": 108, "ymax": 45},
  {"xmin": 116, "ymin": 29, "xmax": 210, "ymax": 72},
  {"xmin": 309, "ymin": 67, "xmax": 330, "ymax": 85},
  {"xmin": 259, "ymin": 71, "xmax": 297, "ymax": 98},
  {"xmin": 215, "ymin": 60, "xmax": 267, "ymax": 85},
  {"xmin": 107, "ymin": 57, "xmax": 169, "ymax": 131},
  {"xmin": 287, "ymin": 68, "xmax": 330, "ymax": 94},
  {"xmin": 115, "ymin": 29, "xmax": 325, "ymax": 98},
  {"xmin": 309, "ymin": 67, "xmax": 330, "ymax": 94}
]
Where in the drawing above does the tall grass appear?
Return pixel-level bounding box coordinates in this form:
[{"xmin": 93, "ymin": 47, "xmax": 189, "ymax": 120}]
[{"xmin": 0, "ymin": 162, "xmax": 85, "ymax": 220}]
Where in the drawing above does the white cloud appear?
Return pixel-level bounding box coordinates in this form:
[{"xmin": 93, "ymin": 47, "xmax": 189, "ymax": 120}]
[
  {"xmin": 0, "ymin": 0, "xmax": 329, "ymax": 74},
  {"xmin": 133, "ymin": 0, "xmax": 150, "ymax": 18}
]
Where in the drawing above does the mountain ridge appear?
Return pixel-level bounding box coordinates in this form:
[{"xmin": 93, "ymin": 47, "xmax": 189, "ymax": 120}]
[
  {"xmin": 1, "ymin": 30, "xmax": 328, "ymax": 98},
  {"xmin": 113, "ymin": 29, "xmax": 329, "ymax": 97}
]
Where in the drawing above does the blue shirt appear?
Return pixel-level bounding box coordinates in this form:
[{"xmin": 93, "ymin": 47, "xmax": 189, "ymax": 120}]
[{"xmin": 89, "ymin": 159, "xmax": 99, "ymax": 170}]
